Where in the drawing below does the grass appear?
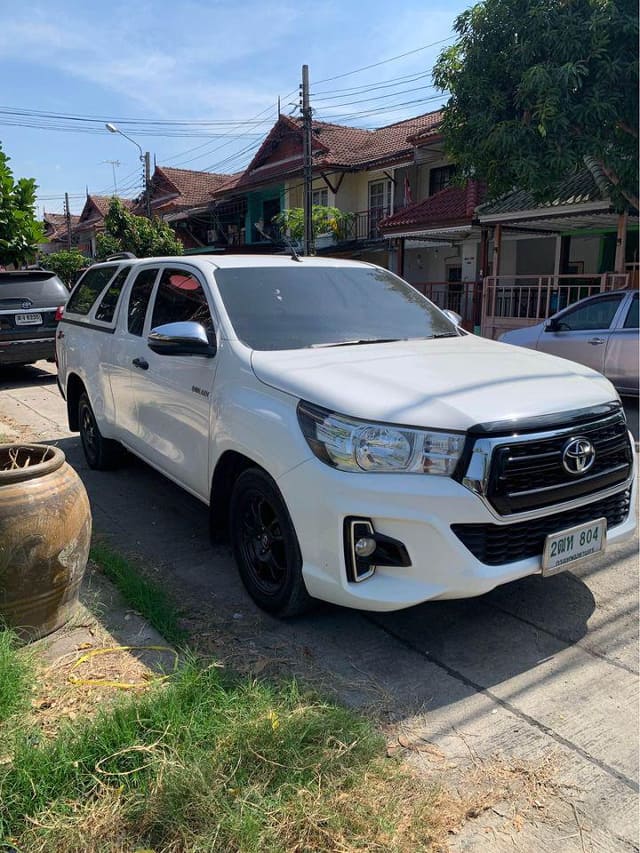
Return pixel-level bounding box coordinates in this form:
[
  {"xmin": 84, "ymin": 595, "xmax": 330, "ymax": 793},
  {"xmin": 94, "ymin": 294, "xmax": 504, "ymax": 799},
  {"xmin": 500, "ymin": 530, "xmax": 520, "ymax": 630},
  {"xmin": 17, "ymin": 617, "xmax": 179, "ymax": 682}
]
[
  {"xmin": 0, "ymin": 546, "xmax": 442, "ymax": 852},
  {"xmin": 0, "ymin": 660, "xmax": 438, "ymax": 852},
  {"xmin": 90, "ymin": 541, "xmax": 187, "ymax": 646},
  {"xmin": 0, "ymin": 627, "xmax": 33, "ymax": 724}
]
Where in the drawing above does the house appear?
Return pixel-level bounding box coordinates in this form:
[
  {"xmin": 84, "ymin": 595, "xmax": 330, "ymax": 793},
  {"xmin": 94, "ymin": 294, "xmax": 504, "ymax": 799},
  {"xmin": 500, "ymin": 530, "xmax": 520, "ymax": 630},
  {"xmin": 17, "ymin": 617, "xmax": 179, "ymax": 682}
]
[
  {"xmin": 137, "ymin": 166, "xmax": 234, "ymax": 249},
  {"xmin": 193, "ymin": 110, "xmax": 444, "ymax": 264},
  {"xmin": 378, "ymin": 119, "xmax": 637, "ymax": 335},
  {"xmin": 73, "ymin": 195, "xmax": 134, "ymax": 258},
  {"xmin": 39, "ymin": 211, "xmax": 80, "ymax": 255}
]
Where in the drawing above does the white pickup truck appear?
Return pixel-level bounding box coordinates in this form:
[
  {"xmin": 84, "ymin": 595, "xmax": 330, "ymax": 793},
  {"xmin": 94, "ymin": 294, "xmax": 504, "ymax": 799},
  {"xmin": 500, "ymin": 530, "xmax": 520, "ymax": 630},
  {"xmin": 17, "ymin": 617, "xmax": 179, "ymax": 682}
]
[{"xmin": 56, "ymin": 255, "xmax": 636, "ymax": 616}]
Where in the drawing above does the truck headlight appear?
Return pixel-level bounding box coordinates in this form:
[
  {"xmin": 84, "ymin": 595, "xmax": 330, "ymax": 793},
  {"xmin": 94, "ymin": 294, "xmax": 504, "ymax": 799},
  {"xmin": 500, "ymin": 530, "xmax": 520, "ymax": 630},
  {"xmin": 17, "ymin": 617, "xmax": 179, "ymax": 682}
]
[{"xmin": 297, "ymin": 401, "xmax": 465, "ymax": 475}]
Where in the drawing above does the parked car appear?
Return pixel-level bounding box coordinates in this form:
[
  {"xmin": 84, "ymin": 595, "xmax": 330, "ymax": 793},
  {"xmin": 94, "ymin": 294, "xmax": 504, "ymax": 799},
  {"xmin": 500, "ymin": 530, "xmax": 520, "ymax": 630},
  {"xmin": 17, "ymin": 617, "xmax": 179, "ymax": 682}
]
[
  {"xmin": 56, "ymin": 256, "xmax": 636, "ymax": 616},
  {"xmin": 0, "ymin": 269, "xmax": 68, "ymax": 366},
  {"xmin": 500, "ymin": 289, "xmax": 639, "ymax": 396}
]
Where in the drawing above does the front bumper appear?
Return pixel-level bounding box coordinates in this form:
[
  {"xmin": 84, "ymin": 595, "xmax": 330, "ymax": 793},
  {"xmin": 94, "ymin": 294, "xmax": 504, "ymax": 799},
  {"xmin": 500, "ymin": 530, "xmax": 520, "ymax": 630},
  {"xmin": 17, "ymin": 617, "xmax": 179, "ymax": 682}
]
[{"xmin": 277, "ymin": 454, "xmax": 637, "ymax": 612}]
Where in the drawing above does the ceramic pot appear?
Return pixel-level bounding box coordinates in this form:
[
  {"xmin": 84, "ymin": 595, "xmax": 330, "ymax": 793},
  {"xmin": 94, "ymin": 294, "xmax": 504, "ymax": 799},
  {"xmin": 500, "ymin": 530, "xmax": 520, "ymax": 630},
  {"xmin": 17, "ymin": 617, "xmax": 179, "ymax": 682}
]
[{"xmin": 0, "ymin": 444, "xmax": 91, "ymax": 641}]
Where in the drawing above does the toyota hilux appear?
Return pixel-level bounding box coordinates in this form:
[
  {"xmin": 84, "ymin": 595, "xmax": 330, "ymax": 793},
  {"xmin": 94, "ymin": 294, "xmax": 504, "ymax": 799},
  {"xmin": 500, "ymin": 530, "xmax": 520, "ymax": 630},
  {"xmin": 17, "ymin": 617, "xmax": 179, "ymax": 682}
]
[{"xmin": 56, "ymin": 256, "xmax": 636, "ymax": 615}]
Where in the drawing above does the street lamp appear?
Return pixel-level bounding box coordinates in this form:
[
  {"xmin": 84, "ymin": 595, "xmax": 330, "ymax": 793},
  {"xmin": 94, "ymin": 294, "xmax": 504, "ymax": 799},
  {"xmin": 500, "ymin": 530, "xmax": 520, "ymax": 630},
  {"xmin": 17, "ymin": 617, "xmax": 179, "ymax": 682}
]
[{"xmin": 105, "ymin": 122, "xmax": 151, "ymax": 217}]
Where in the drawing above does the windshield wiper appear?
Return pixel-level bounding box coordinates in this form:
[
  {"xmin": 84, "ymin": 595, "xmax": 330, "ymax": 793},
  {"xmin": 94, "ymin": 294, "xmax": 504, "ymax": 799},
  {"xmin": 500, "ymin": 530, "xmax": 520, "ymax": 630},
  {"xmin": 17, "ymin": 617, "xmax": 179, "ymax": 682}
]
[
  {"xmin": 311, "ymin": 338, "xmax": 404, "ymax": 348},
  {"xmin": 431, "ymin": 332, "xmax": 460, "ymax": 339}
]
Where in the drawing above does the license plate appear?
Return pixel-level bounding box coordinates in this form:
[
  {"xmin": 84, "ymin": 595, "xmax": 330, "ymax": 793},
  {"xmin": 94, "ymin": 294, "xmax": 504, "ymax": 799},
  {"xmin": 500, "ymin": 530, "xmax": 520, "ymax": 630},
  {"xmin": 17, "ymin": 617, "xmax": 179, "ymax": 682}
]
[
  {"xmin": 542, "ymin": 517, "xmax": 607, "ymax": 576},
  {"xmin": 15, "ymin": 312, "xmax": 42, "ymax": 325}
]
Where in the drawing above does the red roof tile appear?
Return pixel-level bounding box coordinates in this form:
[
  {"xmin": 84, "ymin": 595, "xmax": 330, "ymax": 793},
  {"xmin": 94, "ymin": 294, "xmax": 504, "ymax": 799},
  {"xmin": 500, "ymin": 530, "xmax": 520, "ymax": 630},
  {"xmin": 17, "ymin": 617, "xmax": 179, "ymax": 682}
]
[
  {"xmin": 379, "ymin": 181, "xmax": 486, "ymax": 234},
  {"xmin": 154, "ymin": 166, "xmax": 233, "ymax": 207},
  {"xmin": 235, "ymin": 110, "xmax": 444, "ymax": 190}
]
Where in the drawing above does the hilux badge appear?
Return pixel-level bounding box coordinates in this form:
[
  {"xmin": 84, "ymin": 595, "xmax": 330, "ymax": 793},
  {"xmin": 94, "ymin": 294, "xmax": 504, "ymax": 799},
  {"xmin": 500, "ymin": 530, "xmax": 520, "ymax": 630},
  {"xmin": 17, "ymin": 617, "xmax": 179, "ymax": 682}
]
[{"xmin": 562, "ymin": 437, "xmax": 596, "ymax": 475}]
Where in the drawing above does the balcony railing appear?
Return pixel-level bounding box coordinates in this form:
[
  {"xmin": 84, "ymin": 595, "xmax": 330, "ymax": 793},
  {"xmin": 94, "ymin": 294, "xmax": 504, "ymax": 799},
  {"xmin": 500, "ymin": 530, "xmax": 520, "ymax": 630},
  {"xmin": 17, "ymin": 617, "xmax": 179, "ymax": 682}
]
[
  {"xmin": 481, "ymin": 273, "xmax": 629, "ymax": 339},
  {"xmin": 336, "ymin": 208, "xmax": 392, "ymax": 242}
]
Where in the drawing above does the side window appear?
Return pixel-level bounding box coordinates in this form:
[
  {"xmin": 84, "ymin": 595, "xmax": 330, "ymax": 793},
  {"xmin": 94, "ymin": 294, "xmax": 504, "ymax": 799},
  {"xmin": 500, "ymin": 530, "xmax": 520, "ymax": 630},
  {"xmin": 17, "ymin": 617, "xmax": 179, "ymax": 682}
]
[
  {"xmin": 150, "ymin": 268, "xmax": 213, "ymax": 331},
  {"xmin": 623, "ymin": 294, "xmax": 638, "ymax": 329},
  {"xmin": 66, "ymin": 266, "xmax": 118, "ymax": 315},
  {"xmin": 557, "ymin": 294, "xmax": 625, "ymax": 331},
  {"xmin": 127, "ymin": 268, "xmax": 158, "ymax": 336},
  {"xmin": 94, "ymin": 267, "xmax": 130, "ymax": 323}
]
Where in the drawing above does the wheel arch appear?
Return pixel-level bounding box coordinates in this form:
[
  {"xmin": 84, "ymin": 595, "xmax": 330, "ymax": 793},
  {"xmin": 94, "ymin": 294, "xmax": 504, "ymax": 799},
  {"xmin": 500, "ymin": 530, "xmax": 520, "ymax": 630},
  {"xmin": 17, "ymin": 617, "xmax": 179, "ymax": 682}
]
[
  {"xmin": 66, "ymin": 373, "xmax": 87, "ymax": 432},
  {"xmin": 209, "ymin": 450, "xmax": 269, "ymax": 541}
]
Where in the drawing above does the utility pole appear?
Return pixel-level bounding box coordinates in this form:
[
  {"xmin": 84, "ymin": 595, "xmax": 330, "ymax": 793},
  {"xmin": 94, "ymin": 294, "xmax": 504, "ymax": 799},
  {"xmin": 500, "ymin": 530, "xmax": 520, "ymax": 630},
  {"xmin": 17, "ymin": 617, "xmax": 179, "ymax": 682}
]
[
  {"xmin": 301, "ymin": 64, "xmax": 314, "ymax": 256},
  {"xmin": 144, "ymin": 151, "xmax": 152, "ymax": 218},
  {"xmin": 64, "ymin": 192, "xmax": 72, "ymax": 251}
]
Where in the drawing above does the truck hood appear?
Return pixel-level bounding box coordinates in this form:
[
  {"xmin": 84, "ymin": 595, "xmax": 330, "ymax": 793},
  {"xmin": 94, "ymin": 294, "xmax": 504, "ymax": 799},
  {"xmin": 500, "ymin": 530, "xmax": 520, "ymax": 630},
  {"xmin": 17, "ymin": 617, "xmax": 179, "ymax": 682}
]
[{"xmin": 250, "ymin": 335, "xmax": 617, "ymax": 431}]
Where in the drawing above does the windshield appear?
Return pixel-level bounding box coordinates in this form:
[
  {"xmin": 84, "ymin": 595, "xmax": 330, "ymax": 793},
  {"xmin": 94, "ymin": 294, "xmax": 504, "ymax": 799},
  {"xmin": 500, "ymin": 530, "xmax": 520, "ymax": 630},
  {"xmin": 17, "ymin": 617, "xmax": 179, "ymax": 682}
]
[{"xmin": 214, "ymin": 265, "xmax": 457, "ymax": 350}]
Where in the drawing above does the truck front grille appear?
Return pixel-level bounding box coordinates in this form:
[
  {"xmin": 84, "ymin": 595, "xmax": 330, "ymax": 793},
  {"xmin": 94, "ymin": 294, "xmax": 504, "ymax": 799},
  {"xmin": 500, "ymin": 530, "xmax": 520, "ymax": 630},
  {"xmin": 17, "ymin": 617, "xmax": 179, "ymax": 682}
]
[
  {"xmin": 452, "ymin": 489, "xmax": 631, "ymax": 566},
  {"xmin": 485, "ymin": 409, "xmax": 632, "ymax": 515}
]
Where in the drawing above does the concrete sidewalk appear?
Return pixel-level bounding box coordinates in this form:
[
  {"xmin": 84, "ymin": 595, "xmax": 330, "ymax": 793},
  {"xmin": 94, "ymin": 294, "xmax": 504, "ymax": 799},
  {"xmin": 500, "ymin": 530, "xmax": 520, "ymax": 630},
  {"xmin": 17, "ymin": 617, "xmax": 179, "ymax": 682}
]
[{"xmin": 1, "ymin": 362, "xmax": 638, "ymax": 852}]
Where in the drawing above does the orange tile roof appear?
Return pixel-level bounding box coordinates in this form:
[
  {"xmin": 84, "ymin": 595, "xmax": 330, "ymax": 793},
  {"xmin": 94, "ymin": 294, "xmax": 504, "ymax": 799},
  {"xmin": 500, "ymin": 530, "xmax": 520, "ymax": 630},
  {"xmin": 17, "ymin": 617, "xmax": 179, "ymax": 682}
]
[{"xmin": 155, "ymin": 166, "xmax": 233, "ymax": 207}]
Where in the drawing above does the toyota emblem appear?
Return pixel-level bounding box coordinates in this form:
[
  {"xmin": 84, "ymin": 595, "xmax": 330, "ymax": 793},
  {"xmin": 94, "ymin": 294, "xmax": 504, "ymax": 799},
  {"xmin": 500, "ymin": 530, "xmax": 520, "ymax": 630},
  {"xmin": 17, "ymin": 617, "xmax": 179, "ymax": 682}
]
[
  {"xmin": 21, "ymin": 299, "xmax": 32, "ymax": 310},
  {"xmin": 562, "ymin": 437, "xmax": 596, "ymax": 475}
]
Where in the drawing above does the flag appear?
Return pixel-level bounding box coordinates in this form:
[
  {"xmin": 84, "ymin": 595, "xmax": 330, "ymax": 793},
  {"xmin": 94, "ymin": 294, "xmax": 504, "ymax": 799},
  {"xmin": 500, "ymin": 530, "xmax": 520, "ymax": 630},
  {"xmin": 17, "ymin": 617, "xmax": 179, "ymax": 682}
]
[{"xmin": 403, "ymin": 175, "xmax": 413, "ymax": 207}]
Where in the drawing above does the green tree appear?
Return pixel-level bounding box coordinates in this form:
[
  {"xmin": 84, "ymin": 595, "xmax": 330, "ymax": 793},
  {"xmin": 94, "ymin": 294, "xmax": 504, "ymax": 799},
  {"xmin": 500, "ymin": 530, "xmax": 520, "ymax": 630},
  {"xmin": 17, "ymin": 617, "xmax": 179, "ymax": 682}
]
[
  {"xmin": 95, "ymin": 198, "xmax": 183, "ymax": 260},
  {"xmin": 42, "ymin": 248, "xmax": 87, "ymax": 288},
  {"xmin": 0, "ymin": 143, "xmax": 44, "ymax": 267},
  {"xmin": 433, "ymin": 0, "xmax": 638, "ymax": 209}
]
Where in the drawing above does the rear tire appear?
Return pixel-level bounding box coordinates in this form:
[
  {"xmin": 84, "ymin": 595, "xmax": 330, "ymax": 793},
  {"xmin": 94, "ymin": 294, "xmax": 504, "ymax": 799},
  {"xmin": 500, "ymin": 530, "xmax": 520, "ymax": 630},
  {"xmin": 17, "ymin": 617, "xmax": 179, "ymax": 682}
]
[
  {"xmin": 78, "ymin": 392, "xmax": 121, "ymax": 470},
  {"xmin": 229, "ymin": 468, "xmax": 313, "ymax": 617}
]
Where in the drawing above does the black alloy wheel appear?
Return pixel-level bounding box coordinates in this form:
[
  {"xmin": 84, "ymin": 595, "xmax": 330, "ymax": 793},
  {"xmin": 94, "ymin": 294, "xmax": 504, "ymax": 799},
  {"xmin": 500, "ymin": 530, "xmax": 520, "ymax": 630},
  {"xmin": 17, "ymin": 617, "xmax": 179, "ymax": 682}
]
[
  {"xmin": 78, "ymin": 392, "xmax": 121, "ymax": 470},
  {"xmin": 230, "ymin": 468, "xmax": 312, "ymax": 617}
]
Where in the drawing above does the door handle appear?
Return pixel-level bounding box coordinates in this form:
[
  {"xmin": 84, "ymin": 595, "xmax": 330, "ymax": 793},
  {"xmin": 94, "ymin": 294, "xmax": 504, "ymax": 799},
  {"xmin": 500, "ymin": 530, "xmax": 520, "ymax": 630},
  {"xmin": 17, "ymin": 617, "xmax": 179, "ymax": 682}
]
[
  {"xmin": 588, "ymin": 337, "xmax": 606, "ymax": 345},
  {"xmin": 132, "ymin": 357, "xmax": 149, "ymax": 370}
]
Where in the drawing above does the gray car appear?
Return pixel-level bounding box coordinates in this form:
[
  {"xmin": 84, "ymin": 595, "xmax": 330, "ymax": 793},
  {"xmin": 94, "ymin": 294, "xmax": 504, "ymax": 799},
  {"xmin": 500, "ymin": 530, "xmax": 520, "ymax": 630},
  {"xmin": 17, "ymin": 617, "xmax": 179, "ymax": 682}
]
[{"xmin": 500, "ymin": 289, "xmax": 639, "ymax": 396}]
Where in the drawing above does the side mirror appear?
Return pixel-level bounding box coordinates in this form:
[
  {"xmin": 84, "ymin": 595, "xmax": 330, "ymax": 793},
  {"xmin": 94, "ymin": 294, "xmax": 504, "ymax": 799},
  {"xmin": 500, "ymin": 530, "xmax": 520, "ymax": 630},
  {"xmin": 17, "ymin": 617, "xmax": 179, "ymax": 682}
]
[
  {"xmin": 148, "ymin": 322, "xmax": 216, "ymax": 357},
  {"xmin": 544, "ymin": 318, "xmax": 559, "ymax": 332},
  {"xmin": 442, "ymin": 308, "xmax": 462, "ymax": 326}
]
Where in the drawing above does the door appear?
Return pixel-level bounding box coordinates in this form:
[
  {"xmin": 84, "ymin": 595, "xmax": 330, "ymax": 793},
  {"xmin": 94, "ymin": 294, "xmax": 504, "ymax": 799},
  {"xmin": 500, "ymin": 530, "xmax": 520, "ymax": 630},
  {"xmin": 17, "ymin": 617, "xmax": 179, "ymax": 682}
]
[
  {"xmin": 605, "ymin": 292, "xmax": 639, "ymax": 394},
  {"xmin": 110, "ymin": 266, "xmax": 160, "ymax": 445},
  {"xmin": 538, "ymin": 292, "xmax": 627, "ymax": 374},
  {"xmin": 132, "ymin": 265, "xmax": 218, "ymax": 499}
]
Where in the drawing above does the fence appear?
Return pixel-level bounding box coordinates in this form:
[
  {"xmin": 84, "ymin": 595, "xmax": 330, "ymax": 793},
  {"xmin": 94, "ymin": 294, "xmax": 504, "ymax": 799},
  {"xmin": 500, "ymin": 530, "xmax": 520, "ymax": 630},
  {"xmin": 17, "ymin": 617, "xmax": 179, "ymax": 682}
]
[
  {"xmin": 480, "ymin": 273, "xmax": 629, "ymax": 339},
  {"xmin": 411, "ymin": 281, "xmax": 482, "ymax": 331}
]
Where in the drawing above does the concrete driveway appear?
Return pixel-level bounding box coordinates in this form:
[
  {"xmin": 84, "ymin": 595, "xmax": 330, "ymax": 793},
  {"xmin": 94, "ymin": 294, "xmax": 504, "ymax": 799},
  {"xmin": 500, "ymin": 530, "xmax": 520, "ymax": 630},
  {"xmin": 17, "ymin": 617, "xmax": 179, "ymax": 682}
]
[{"xmin": 1, "ymin": 362, "xmax": 638, "ymax": 852}]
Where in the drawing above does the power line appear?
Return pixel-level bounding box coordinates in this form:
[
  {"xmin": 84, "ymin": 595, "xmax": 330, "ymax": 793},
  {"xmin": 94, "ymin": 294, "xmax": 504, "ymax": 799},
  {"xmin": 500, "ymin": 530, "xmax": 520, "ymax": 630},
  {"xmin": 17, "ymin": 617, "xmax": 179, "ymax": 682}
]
[{"xmin": 313, "ymin": 37, "xmax": 454, "ymax": 85}]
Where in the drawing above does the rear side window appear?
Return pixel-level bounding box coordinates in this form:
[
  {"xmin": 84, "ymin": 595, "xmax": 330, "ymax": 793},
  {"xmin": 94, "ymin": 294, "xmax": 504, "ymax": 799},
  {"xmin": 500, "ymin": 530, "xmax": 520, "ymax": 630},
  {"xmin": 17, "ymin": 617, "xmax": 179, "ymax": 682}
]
[
  {"xmin": 94, "ymin": 267, "xmax": 130, "ymax": 323},
  {"xmin": 67, "ymin": 266, "xmax": 118, "ymax": 315},
  {"xmin": 150, "ymin": 268, "xmax": 213, "ymax": 330},
  {"xmin": 127, "ymin": 268, "xmax": 158, "ymax": 336}
]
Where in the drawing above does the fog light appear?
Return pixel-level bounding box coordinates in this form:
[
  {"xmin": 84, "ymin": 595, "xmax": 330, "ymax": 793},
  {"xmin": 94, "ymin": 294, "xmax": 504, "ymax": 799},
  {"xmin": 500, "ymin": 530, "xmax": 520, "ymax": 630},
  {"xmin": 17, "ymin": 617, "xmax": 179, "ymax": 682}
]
[{"xmin": 355, "ymin": 536, "xmax": 376, "ymax": 558}]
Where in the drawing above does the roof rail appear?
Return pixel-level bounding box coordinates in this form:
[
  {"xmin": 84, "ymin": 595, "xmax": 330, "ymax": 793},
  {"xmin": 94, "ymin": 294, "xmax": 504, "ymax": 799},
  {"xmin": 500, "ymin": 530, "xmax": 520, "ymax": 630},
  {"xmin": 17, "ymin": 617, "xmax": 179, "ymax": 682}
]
[{"xmin": 105, "ymin": 252, "xmax": 137, "ymax": 261}]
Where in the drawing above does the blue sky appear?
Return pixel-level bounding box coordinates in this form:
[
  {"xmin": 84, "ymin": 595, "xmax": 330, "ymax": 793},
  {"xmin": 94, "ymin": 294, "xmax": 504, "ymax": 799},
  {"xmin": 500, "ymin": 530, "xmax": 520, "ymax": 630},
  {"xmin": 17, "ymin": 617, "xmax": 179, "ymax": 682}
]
[{"xmin": 0, "ymin": 0, "xmax": 471, "ymax": 215}]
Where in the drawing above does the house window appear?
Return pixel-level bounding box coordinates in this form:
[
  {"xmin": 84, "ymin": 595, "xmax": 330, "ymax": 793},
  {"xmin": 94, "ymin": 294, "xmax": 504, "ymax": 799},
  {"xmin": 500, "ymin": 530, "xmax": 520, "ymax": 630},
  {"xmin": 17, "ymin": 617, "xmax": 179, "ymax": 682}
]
[
  {"xmin": 312, "ymin": 188, "xmax": 329, "ymax": 207},
  {"xmin": 368, "ymin": 179, "xmax": 392, "ymax": 238},
  {"xmin": 429, "ymin": 165, "xmax": 457, "ymax": 196}
]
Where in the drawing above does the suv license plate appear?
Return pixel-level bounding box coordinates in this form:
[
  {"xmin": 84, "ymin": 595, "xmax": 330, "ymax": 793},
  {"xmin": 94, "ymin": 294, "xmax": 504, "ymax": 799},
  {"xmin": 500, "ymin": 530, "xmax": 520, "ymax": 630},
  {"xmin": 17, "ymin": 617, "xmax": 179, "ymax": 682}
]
[
  {"xmin": 15, "ymin": 312, "xmax": 42, "ymax": 325},
  {"xmin": 542, "ymin": 517, "xmax": 606, "ymax": 576}
]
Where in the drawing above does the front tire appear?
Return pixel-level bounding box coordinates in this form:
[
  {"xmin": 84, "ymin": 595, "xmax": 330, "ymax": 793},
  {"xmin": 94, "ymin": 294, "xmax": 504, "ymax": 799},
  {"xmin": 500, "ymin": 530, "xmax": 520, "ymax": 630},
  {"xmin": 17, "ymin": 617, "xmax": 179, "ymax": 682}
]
[
  {"xmin": 229, "ymin": 468, "xmax": 313, "ymax": 617},
  {"xmin": 78, "ymin": 392, "xmax": 121, "ymax": 470}
]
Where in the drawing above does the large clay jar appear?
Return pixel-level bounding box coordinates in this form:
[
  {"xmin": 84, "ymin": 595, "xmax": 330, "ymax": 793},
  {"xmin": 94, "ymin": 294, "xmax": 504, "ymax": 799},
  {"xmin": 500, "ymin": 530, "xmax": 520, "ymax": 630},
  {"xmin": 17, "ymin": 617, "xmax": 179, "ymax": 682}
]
[{"xmin": 0, "ymin": 444, "xmax": 91, "ymax": 642}]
